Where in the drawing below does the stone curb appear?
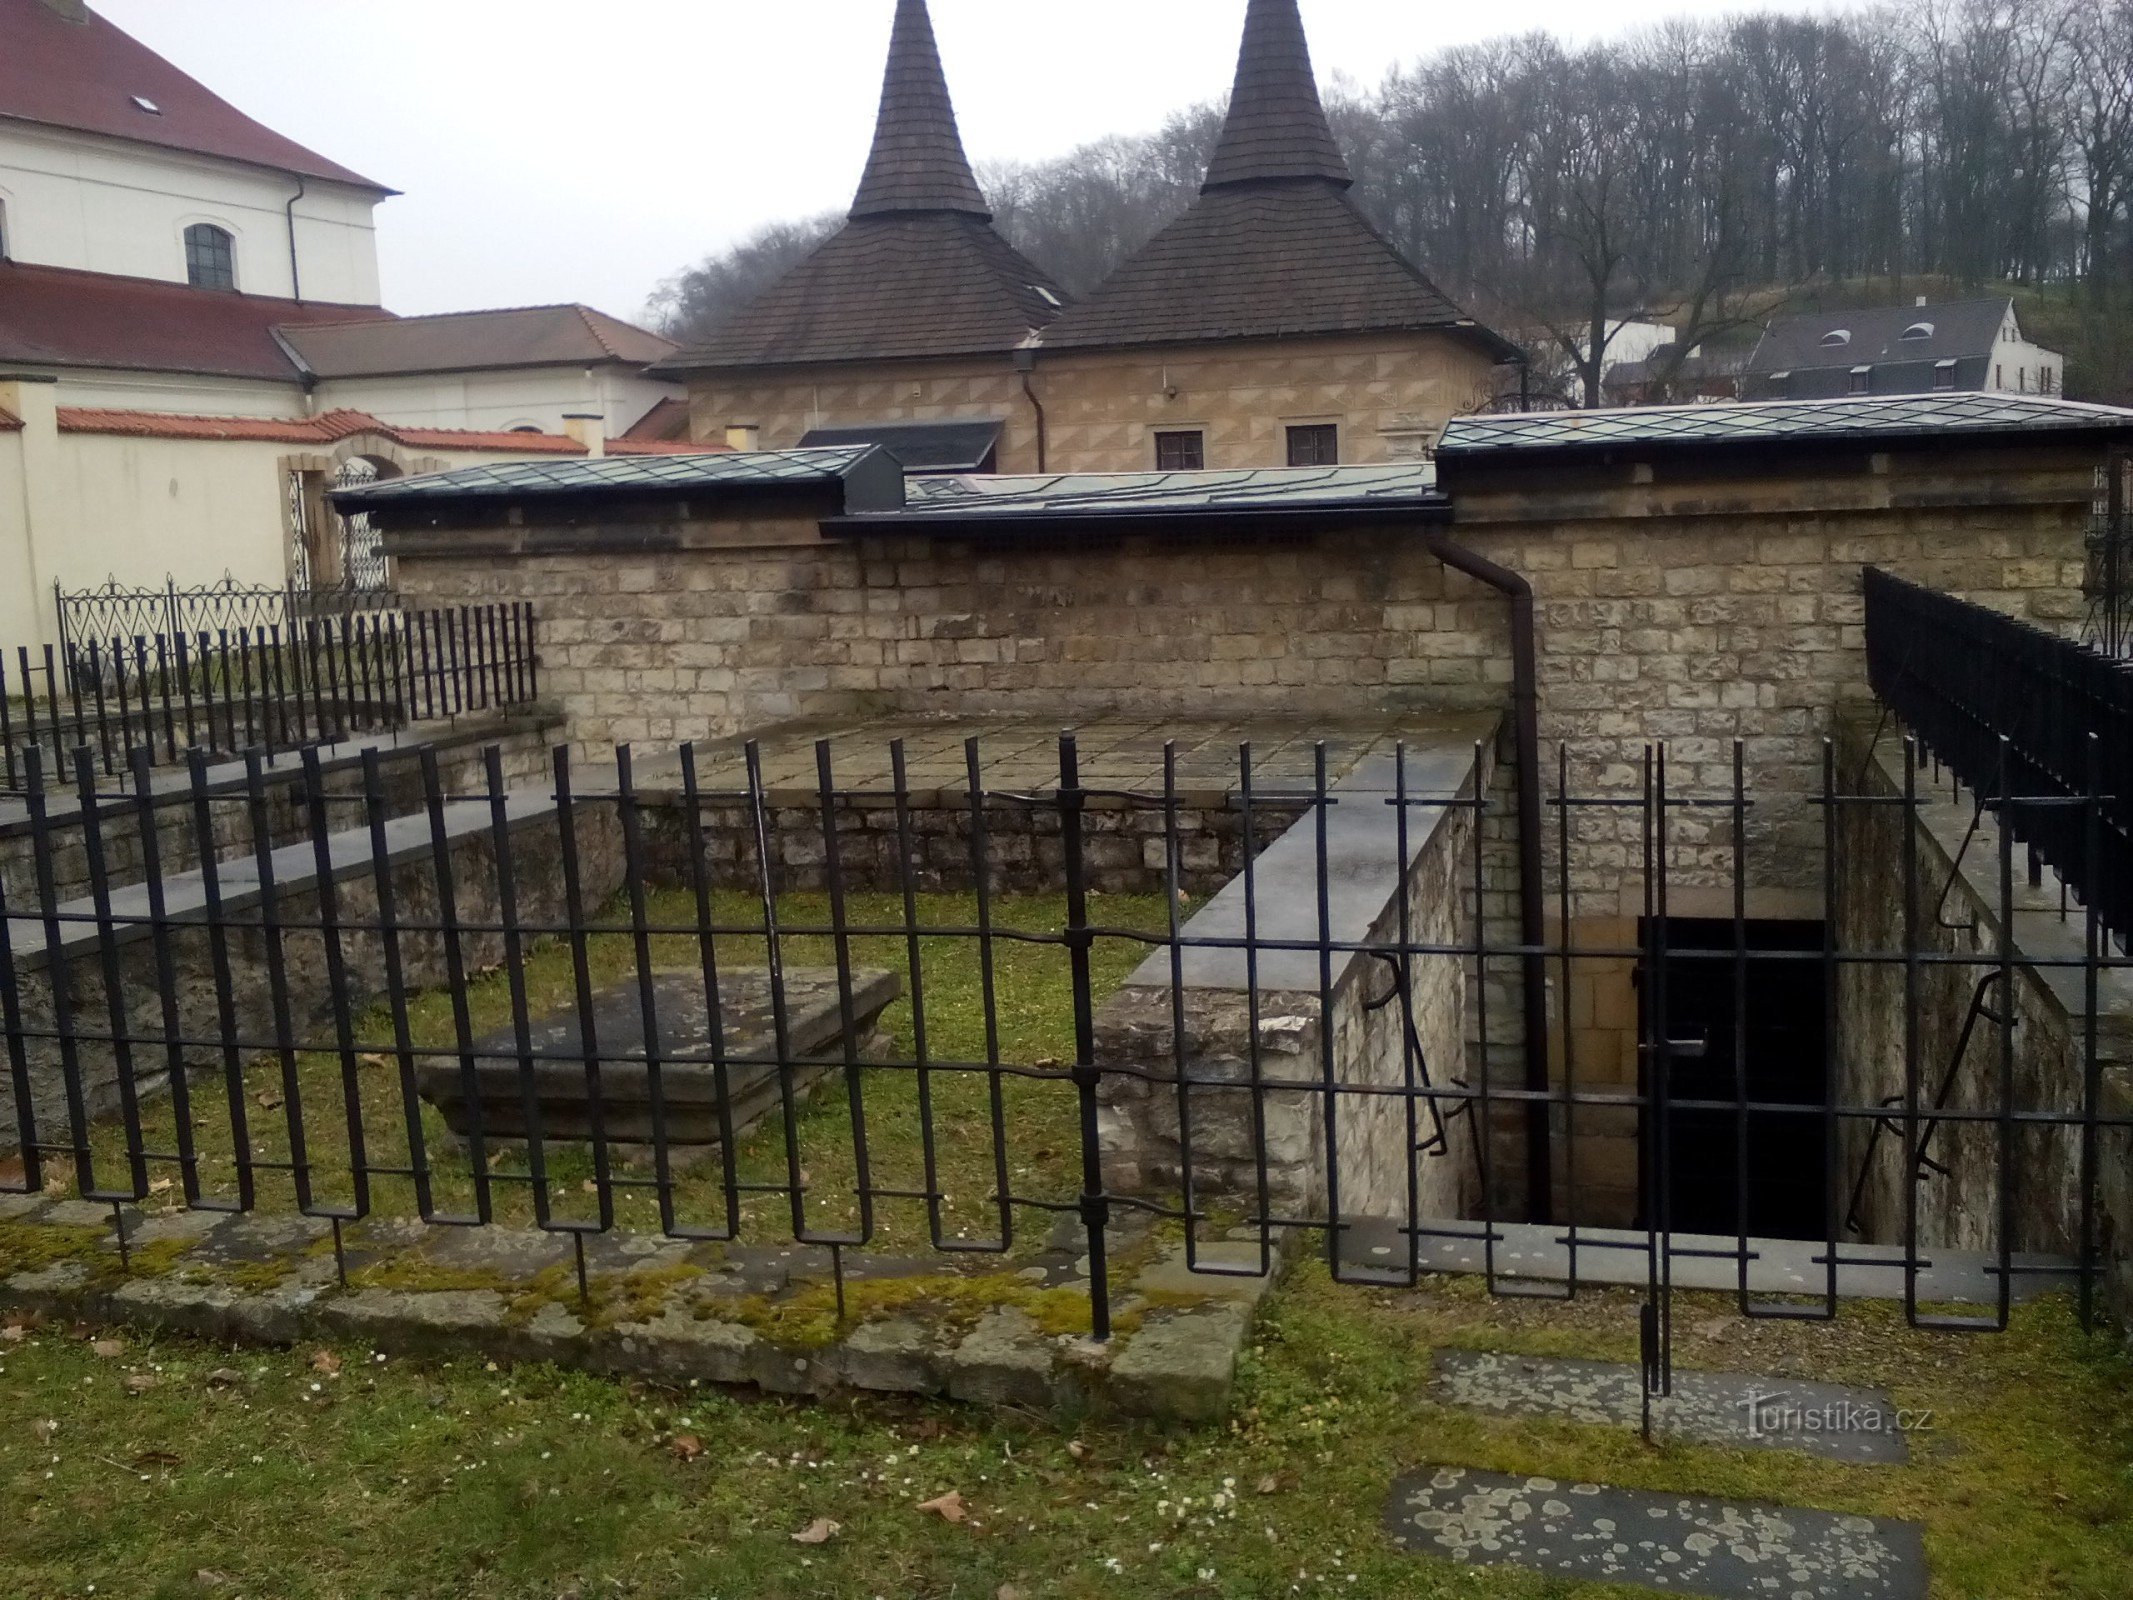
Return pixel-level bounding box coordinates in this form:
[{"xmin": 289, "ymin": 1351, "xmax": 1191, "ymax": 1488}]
[{"xmin": 0, "ymin": 1197, "xmax": 1284, "ymax": 1424}]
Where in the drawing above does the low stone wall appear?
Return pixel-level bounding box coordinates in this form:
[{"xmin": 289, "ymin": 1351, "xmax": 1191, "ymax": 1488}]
[
  {"xmin": 1836, "ymin": 716, "xmax": 2133, "ymax": 1325},
  {"xmin": 0, "ymin": 709, "xmax": 562, "ymax": 914},
  {"xmin": 0, "ymin": 785, "xmax": 622, "ymax": 1156},
  {"xmin": 640, "ymin": 791, "xmax": 1309, "ymax": 899},
  {"xmin": 1093, "ymin": 736, "xmax": 1487, "ymax": 1231}
]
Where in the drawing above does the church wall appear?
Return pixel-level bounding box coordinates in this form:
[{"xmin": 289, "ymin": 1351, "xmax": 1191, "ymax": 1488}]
[{"xmin": 682, "ymin": 331, "xmax": 1500, "ymax": 474}]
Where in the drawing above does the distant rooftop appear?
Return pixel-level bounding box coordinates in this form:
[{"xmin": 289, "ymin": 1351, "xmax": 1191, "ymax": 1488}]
[
  {"xmin": 1437, "ymin": 393, "xmax": 2133, "ymax": 458},
  {"xmin": 279, "ymin": 305, "xmax": 675, "ymax": 380},
  {"xmin": 0, "ymin": 0, "xmax": 390, "ymax": 191}
]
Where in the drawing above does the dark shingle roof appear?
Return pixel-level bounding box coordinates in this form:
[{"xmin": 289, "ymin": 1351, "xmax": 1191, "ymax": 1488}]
[
  {"xmin": 888, "ymin": 462, "xmax": 1442, "ymax": 518},
  {"xmin": 655, "ymin": 0, "xmax": 1063, "ymax": 374},
  {"xmin": 1038, "ymin": 0, "xmax": 1509, "ymax": 358},
  {"xmin": 656, "ymin": 213, "xmax": 1063, "ymax": 371},
  {"xmin": 1201, "ymin": 0, "xmax": 1351, "ymax": 191},
  {"xmin": 1747, "ymin": 299, "xmax": 2016, "ymax": 375},
  {"xmin": 799, "ymin": 419, "xmax": 1004, "ymax": 472},
  {"xmin": 1038, "ymin": 182, "xmax": 1502, "ymax": 352},
  {"xmin": 849, "ymin": 0, "xmax": 988, "ymax": 219},
  {"xmin": 1436, "ymin": 392, "xmax": 2133, "ymax": 458}
]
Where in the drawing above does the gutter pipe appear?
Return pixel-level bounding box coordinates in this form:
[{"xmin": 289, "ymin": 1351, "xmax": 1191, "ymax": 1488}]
[
  {"xmin": 285, "ymin": 174, "xmax": 308, "ymax": 302},
  {"xmin": 1421, "ymin": 528, "xmax": 1553, "ymax": 1222}
]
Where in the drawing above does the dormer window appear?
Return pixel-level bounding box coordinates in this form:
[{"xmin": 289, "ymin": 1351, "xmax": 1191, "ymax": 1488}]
[
  {"xmin": 131, "ymin": 96, "xmax": 161, "ymax": 115},
  {"xmin": 1902, "ymin": 322, "xmax": 1935, "ymax": 340},
  {"xmin": 1821, "ymin": 329, "xmax": 1852, "ymax": 348},
  {"xmin": 184, "ymin": 223, "xmax": 235, "ymax": 290}
]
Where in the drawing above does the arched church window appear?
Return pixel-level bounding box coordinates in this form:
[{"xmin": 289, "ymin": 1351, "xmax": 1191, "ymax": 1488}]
[{"xmin": 185, "ymin": 223, "xmax": 236, "ymax": 290}]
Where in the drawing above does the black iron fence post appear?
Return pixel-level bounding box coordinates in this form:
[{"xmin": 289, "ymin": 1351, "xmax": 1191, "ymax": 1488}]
[{"xmin": 1057, "ymin": 732, "xmax": 1112, "ymax": 1341}]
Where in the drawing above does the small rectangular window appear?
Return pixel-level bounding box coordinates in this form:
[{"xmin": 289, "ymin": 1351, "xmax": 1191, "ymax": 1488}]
[
  {"xmin": 1934, "ymin": 360, "xmax": 1958, "ymax": 391},
  {"xmin": 1848, "ymin": 365, "xmax": 1872, "ymax": 395},
  {"xmin": 1286, "ymin": 423, "xmax": 1339, "ymax": 467},
  {"xmin": 1154, "ymin": 430, "xmax": 1205, "ymax": 471}
]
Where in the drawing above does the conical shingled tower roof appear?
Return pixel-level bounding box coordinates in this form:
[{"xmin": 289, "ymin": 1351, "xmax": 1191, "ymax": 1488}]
[
  {"xmin": 660, "ymin": 0, "xmax": 1063, "ymax": 373},
  {"xmin": 1200, "ymin": 0, "xmax": 1352, "ymax": 191},
  {"xmin": 1042, "ymin": 0, "xmax": 1510, "ymax": 357},
  {"xmin": 850, "ymin": 0, "xmax": 991, "ymax": 219}
]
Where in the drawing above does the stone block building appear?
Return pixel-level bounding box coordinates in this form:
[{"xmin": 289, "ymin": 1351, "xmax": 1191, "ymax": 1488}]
[{"xmin": 655, "ymin": 0, "xmax": 1513, "ymax": 475}]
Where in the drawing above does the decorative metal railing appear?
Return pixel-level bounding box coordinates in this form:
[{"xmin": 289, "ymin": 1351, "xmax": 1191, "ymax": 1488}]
[
  {"xmin": 1864, "ymin": 565, "xmax": 2133, "ymax": 943},
  {"xmin": 1, "ymin": 601, "xmax": 538, "ymax": 791},
  {"xmin": 52, "ymin": 575, "xmax": 404, "ymax": 659}
]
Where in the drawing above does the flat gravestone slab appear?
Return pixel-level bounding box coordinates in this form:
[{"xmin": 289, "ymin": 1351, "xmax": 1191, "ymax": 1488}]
[
  {"xmin": 1435, "ymin": 1349, "xmax": 1910, "ymax": 1463},
  {"xmin": 1387, "ymin": 1466, "xmax": 1926, "ymax": 1599},
  {"xmin": 418, "ymin": 967, "xmax": 900, "ymax": 1148}
]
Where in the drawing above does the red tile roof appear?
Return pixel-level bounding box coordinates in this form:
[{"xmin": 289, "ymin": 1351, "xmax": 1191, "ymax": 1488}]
[
  {"xmin": 58, "ymin": 406, "xmax": 584, "ymax": 454},
  {"xmin": 0, "ymin": 260, "xmax": 396, "ymax": 380},
  {"xmin": 279, "ymin": 304, "xmax": 676, "ymax": 378},
  {"xmin": 54, "ymin": 405, "xmax": 735, "ymax": 458},
  {"xmin": 0, "ymin": 0, "xmax": 390, "ymax": 191}
]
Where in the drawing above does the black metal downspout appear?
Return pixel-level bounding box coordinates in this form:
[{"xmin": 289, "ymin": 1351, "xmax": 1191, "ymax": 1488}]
[
  {"xmin": 285, "ymin": 175, "xmax": 308, "ymax": 302},
  {"xmin": 1422, "ymin": 528, "xmax": 1553, "ymax": 1222},
  {"xmin": 1014, "ymin": 349, "xmax": 1048, "ymax": 472}
]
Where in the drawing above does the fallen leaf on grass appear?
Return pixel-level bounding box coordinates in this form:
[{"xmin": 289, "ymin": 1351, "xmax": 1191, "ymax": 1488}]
[
  {"xmin": 916, "ymin": 1490, "xmax": 968, "ymax": 1524},
  {"xmin": 310, "ymin": 1349, "xmax": 343, "ymax": 1376},
  {"xmin": 668, "ymin": 1434, "xmax": 704, "ymax": 1463},
  {"xmin": 133, "ymin": 1450, "xmax": 181, "ymax": 1468},
  {"xmin": 124, "ymin": 1373, "xmax": 159, "ymax": 1395},
  {"xmin": 1066, "ymin": 1440, "xmax": 1089, "ymax": 1461},
  {"xmin": 31, "ymin": 1419, "xmax": 58, "ymax": 1442},
  {"xmin": 1256, "ymin": 1474, "xmax": 1283, "ymax": 1495},
  {"xmin": 193, "ymin": 1573, "xmax": 231, "ymax": 1592},
  {"xmin": 791, "ymin": 1518, "xmax": 839, "ymax": 1545},
  {"xmin": 90, "ymin": 1338, "xmax": 125, "ymax": 1358},
  {"xmin": 997, "ymin": 1588, "xmax": 1025, "ymax": 1600},
  {"xmin": 255, "ymin": 1090, "xmax": 283, "ymax": 1111},
  {"xmin": 205, "ymin": 1368, "xmax": 245, "ymax": 1389},
  {"xmin": 0, "ymin": 1326, "xmax": 25, "ymax": 1344},
  {"xmin": 148, "ymin": 1178, "xmax": 173, "ymax": 1197},
  {"xmin": 359, "ymin": 1054, "xmax": 392, "ymax": 1071}
]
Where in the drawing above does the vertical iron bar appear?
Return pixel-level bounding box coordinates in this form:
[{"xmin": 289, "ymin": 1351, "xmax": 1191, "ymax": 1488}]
[
  {"xmin": 360, "ymin": 746, "xmax": 436, "ymax": 1221},
  {"xmin": 1058, "ymin": 733, "xmax": 1111, "ymax": 1341},
  {"xmin": 485, "ymin": 742, "xmax": 552, "ymax": 1229},
  {"xmin": 75, "ymin": 746, "xmax": 149, "ymax": 1198},
  {"xmin": 420, "ymin": 744, "xmax": 489, "ymax": 1222},
  {"xmin": 814, "ymin": 738, "xmax": 873, "ymax": 1244},
  {"xmin": 301, "ymin": 745, "xmax": 368, "ymax": 1218},
  {"xmin": 187, "ymin": 748, "xmax": 254, "ymax": 1210},
  {"xmin": 678, "ymin": 743, "xmax": 740, "ymax": 1240},
  {"xmin": 552, "ymin": 745, "xmax": 613, "ymax": 1233},
  {"xmin": 129, "ymin": 747, "xmax": 200, "ymax": 1206},
  {"xmin": 244, "ymin": 749, "xmax": 315, "ymax": 1213},
  {"xmin": 964, "ymin": 736, "xmax": 1013, "ymax": 1250}
]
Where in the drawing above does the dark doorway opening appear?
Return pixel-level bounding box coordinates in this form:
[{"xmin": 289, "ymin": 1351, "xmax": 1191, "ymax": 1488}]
[{"xmin": 1639, "ymin": 918, "xmax": 1829, "ymax": 1241}]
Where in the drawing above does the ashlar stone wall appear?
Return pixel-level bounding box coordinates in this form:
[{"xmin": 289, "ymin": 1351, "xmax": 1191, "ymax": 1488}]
[{"xmin": 685, "ymin": 332, "xmax": 1499, "ymax": 475}]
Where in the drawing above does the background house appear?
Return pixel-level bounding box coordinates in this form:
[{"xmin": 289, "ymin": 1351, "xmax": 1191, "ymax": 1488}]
[
  {"xmin": 1742, "ymin": 297, "xmax": 2066, "ymax": 401},
  {"xmin": 0, "ymin": 0, "xmax": 695, "ymax": 647}
]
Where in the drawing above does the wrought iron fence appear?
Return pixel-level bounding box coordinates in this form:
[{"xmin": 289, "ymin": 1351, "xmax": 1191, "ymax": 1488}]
[
  {"xmin": 1, "ymin": 601, "xmax": 538, "ymax": 792},
  {"xmin": 2085, "ymin": 452, "xmax": 2133, "ymax": 657},
  {"xmin": 1863, "ymin": 565, "xmax": 2133, "ymax": 943},
  {"xmin": 1, "ymin": 725, "xmax": 2122, "ymax": 1410},
  {"xmin": 52, "ymin": 575, "xmax": 404, "ymax": 659}
]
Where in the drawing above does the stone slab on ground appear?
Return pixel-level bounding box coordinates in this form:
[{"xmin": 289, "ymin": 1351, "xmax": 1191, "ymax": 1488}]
[
  {"xmin": 1434, "ymin": 1349, "xmax": 1910, "ymax": 1463},
  {"xmin": 0, "ymin": 1198, "xmax": 1281, "ymax": 1424},
  {"xmin": 418, "ymin": 966, "xmax": 900, "ymax": 1147},
  {"xmin": 1339, "ymin": 1216, "xmax": 2077, "ymax": 1305},
  {"xmin": 1386, "ymin": 1465, "xmax": 1927, "ymax": 1598}
]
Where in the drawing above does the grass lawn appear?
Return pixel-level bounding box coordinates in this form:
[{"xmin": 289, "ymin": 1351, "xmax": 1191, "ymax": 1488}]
[
  {"xmin": 9, "ymin": 888, "xmax": 2133, "ymax": 1597},
  {"xmin": 83, "ymin": 891, "xmax": 1172, "ymax": 1257},
  {"xmin": 0, "ymin": 1273, "xmax": 2128, "ymax": 1598}
]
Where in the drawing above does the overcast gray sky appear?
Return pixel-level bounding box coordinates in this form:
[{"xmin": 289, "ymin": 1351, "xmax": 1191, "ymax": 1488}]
[{"xmin": 95, "ymin": 0, "xmax": 1865, "ymax": 324}]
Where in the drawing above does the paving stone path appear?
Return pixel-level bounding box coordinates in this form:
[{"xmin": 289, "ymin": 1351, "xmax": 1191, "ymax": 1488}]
[
  {"xmin": 1386, "ymin": 1467, "xmax": 1927, "ymax": 1598},
  {"xmin": 1434, "ymin": 1349, "xmax": 1911, "ymax": 1463}
]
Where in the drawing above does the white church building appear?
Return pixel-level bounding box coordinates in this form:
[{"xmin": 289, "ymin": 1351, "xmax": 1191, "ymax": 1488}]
[{"xmin": 0, "ymin": 0, "xmax": 697, "ymax": 647}]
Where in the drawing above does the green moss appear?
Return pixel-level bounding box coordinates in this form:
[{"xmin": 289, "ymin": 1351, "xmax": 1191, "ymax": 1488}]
[
  {"xmin": 727, "ymin": 1268, "xmax": 1120, "ymax": 1349},
  {"xmin": 344, "ymin": 1256, "xmax": 514, "ymax": 1297},
  {"xmin": 0, "ymin": 1220, "xmax": 105, "ymax": 1276}
]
